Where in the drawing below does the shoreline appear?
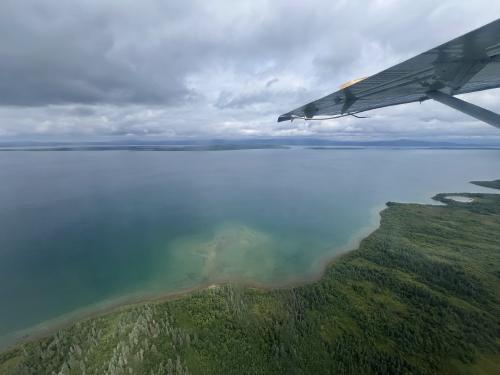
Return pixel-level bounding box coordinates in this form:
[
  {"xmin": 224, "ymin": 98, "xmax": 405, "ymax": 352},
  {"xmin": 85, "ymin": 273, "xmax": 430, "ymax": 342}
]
[
  {"xmin": 2, "ymin": 178, "xmax": 499, "ymax": 374},
  {"xmin": 0, "ymin": 204, "xmax": 384, "ymax": 352},
  {"xmin": 2, "ymin": 180, "xmax": 493, "ymax": 352}
]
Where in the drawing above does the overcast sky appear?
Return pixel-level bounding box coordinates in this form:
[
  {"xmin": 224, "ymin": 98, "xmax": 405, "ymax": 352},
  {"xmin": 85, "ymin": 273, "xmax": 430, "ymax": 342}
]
[{"xmin": 1, "ymin": 0, "xmax": 500, "ymax": 141}]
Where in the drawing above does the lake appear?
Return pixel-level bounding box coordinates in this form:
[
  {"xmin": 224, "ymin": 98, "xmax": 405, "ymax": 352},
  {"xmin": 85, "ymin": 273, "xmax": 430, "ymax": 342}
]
[{"xmin": 1, "ymin": 148, "xmax": 499, "ymax": 344}]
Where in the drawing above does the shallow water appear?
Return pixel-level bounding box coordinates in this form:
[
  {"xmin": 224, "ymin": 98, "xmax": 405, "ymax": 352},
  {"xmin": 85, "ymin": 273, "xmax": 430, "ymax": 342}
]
[{"xmin": 0, "ymin": 148, "xmax": 499, "ymax": 342}]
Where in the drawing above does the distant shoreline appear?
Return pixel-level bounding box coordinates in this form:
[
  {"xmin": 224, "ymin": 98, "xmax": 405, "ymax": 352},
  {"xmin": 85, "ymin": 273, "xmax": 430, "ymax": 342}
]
[
  {"xmin": 1, "ymin": 145, "xmax": 500, "ymax": 151},
  {"xmin": 0, "ymin": 145, "xmax": 289, "ymax": 152},
  {"xmin": 1, "ymin": 138, "xmax": 500, "ymax": 151}
]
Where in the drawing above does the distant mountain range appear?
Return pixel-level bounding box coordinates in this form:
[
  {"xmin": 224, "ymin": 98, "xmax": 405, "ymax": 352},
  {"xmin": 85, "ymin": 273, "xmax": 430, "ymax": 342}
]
[{"xmin": 1, "ymin": 138, "xmax": 500, "ymax": 150}]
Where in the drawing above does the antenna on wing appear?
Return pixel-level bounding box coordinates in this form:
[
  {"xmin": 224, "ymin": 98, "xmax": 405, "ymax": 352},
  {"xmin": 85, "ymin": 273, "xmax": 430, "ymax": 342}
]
[{"xmin": 283, "ymin": 113, "xmax": 369, "ymax": 121}]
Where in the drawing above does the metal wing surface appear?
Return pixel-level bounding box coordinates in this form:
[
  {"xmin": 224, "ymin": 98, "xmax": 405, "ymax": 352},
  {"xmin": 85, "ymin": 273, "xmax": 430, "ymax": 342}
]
[{"xmin": 278, "ymin": 19, "xmax": 500, "ymax": 123}]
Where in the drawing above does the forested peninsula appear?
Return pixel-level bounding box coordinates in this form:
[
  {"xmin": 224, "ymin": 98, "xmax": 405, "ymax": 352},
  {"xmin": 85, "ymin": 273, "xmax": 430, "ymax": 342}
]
[{"xmin": 1, "ymin": 180, "xmax": 500, "ymax": 374}]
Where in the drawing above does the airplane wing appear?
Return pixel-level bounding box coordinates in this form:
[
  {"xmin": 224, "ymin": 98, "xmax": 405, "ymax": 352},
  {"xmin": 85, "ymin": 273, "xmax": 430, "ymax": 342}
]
[{"xmin": 278, "ymin": 18, "xmax": 500, "ymax": 129}]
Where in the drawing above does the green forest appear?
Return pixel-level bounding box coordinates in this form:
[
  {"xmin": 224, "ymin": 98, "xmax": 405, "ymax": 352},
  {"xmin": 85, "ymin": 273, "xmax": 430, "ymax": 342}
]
[{"xmin": 1, "ymin": 180, "xmax": 499, "ymax": 374}]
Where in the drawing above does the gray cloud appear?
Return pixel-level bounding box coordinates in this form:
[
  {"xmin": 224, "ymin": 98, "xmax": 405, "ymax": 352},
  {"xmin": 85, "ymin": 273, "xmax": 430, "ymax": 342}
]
[{"xmin": 1, "ymin": 0, "xmax": 500, "ymax": 140}]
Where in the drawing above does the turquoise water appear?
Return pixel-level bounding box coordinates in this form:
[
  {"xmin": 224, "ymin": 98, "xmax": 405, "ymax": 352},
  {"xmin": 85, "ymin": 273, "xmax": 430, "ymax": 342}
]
[{"xmin": 1, "ymin": 148, "xmax": 499, "ymax": 342}]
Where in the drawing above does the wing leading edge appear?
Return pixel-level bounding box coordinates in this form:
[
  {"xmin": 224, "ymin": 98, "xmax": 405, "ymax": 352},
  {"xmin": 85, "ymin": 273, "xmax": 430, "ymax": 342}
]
[{"xmin": 278, "ymin": 18, "xmax": 500, "ymax": 129}]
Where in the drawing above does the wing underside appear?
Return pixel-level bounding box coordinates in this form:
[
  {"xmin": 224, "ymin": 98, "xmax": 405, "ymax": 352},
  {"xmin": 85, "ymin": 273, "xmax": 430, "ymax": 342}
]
[{"xmin": 278, "ymin": 18, "xmax": 500, "ymax": 126}]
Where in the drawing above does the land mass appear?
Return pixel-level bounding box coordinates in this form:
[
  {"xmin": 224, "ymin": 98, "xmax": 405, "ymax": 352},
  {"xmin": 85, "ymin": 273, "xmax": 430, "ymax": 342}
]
[
  {"xmin": 1, "ymin": 138, "xmax": 500, "ymax": 151},
  {"xmin": 1, "ymin": 180, "xmax": 499, "ymax": 374}
]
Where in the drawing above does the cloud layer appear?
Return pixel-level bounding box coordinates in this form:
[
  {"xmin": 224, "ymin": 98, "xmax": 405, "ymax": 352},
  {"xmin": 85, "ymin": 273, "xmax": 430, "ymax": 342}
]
[{"xmin": 1, "ymin": 0, "xmax": 500, "ymax": 140}]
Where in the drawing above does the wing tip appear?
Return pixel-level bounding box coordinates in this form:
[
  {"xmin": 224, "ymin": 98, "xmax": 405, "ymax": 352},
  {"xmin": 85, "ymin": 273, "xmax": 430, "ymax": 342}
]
[{"xmin": 277, "ymin": 114, "xmax": 292, "ymax": 122}]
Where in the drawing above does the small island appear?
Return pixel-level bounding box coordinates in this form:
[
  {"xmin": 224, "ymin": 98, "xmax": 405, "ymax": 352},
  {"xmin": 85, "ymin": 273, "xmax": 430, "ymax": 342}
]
[{"xmin": 1, "ymin": 180, "xmax": 499, "ymax": 374}]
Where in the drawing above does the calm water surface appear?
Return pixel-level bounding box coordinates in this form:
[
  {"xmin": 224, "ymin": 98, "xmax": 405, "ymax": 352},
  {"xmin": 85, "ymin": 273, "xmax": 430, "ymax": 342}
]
[{"xmin": 0, "ymin": 148, "xmax": 499, "ymax": 342}]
